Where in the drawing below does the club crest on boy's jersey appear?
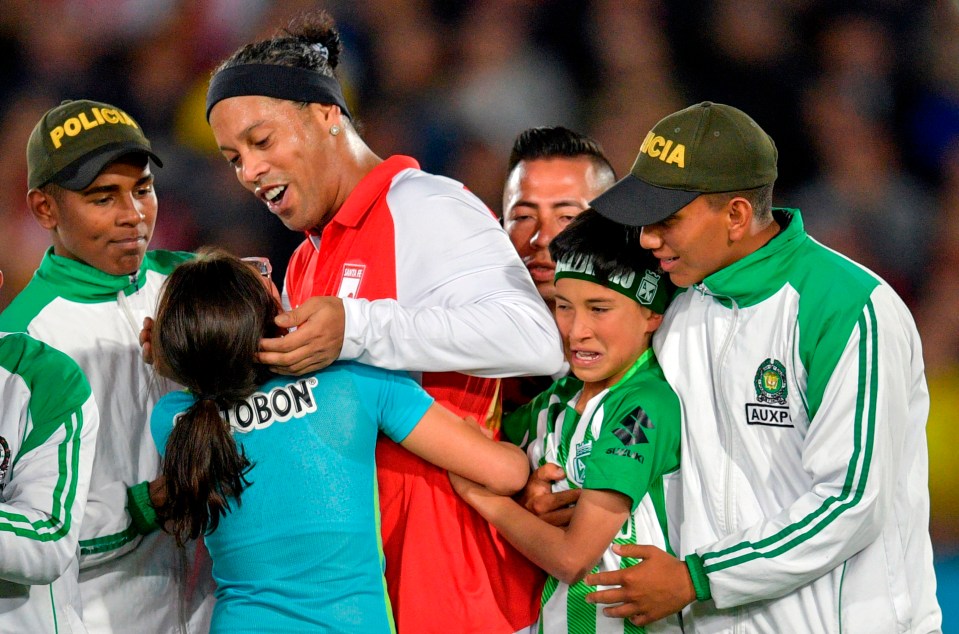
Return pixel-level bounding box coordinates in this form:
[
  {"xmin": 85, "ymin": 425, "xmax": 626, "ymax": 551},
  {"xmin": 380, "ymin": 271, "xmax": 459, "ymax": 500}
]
[
  {"xmin": 336, "ymin": 263, "xmax": 366, "ymax": 299},
  {"xmin": 746, "ymin": 358, "xmax": 793, "ymax": 427},
  {"xmin": 174, "ymin": 377, "xmax": 319, "ymax": 433},
  {"xmin": 571, "ymin": 440, "xmax": 592, "ymax": 484}
]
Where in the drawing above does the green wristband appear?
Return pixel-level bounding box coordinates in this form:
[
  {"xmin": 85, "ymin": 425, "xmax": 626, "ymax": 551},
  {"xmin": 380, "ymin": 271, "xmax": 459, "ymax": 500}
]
[{"xmin": 685, "ymin": 554, "xmax": 712, "ymax": 602}]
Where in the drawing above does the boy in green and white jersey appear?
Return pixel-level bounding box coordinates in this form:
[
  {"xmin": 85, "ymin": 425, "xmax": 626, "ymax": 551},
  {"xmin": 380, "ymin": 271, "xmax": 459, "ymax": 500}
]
[
  {"xmin": 0, "ymin": 267, "xmax": 99, "ymax": 633},
  {"xmin": 451, "ymin": 209, "xmax": 682, "ymax": 634}
]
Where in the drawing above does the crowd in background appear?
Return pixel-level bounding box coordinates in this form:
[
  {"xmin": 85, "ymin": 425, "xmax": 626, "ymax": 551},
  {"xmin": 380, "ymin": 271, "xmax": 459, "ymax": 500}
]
[{"xmin": 2, "ymin": 0, "xmax": 958, "ymax": 614}]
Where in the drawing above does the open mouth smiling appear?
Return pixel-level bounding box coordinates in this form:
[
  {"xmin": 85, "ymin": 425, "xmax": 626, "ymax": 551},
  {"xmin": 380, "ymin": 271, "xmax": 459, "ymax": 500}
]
[{"xmin": 256, "ymin": 184, "xmax": 288, "ymax": 210}]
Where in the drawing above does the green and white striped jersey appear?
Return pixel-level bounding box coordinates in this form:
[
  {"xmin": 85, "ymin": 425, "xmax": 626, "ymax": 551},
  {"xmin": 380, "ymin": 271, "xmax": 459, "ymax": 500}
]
[
  {"xmin": 504, "ymin": 349, "xmax": 683, "ymax": 634},
  {"xmin": 0, "ymin": 331, "xmax": 98, "ymax": 633}
]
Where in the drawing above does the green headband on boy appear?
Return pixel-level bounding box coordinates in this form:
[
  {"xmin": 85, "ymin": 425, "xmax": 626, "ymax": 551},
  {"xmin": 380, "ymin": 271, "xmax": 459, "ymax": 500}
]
[{"xmin": 554, "ymin": 255, "xmax": 672, "ymax": 314}]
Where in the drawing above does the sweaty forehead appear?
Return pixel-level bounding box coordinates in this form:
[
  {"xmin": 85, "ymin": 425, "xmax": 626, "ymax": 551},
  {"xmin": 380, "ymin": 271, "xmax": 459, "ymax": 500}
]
[
  {"xmin": 513, "ymin": 159, "xmax": 599, "ymax": 202},
  {"xmin": 525, "ymin": 157, "xmax": 598, "ymax": 187}
]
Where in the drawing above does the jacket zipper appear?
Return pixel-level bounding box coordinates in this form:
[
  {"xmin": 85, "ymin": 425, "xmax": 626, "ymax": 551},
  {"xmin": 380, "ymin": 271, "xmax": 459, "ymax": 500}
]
[
  {"xmin": 700, "ymin": 283, "xmax": 746, "ymax": 632},
  {"xmin": 117, "ymin": 287, "xmax": 163, "ymax": 405},
  {"xmin": 716, "ymin": 299, "xmax": 739, "ymax": 536}
]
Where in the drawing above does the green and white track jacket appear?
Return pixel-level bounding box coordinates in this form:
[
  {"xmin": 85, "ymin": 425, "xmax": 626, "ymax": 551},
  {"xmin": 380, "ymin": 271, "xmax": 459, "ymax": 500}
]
[
  {"xmin": 0, "ymin": 331, "xmax": 98, "ymax": 633},
  {"xmin": 655, "ymin": 209, "xmax": 941, "ymax": 633},
  {"xmin": 0, "ymin": 249, "xmax": 213, "ymax": 634}
]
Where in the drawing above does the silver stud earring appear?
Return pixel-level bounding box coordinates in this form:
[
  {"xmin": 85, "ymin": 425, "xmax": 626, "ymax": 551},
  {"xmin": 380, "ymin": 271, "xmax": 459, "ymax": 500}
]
[{"xmin": 330, "ymin": 124, "xmax": 341, "ymax": 136}]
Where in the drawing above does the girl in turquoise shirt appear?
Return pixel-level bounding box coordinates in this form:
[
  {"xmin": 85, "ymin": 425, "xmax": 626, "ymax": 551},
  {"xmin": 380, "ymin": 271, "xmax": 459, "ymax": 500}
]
[{"xmin": 133, "ymin": 251, "xmax": 529, "ymax": 634}]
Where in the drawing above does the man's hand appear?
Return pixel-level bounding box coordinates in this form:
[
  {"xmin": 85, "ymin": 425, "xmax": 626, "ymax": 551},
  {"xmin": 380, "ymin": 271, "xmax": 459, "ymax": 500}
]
[
  {"xmin": 141, "ymin": 317, "xmax": 177, "ymax": 380},
  {"xmin": 257, "ymin": 296, "xmax": 346, "ymax": 375},
  {"xmin": 147, "ymin": 476, "xmax": 168, "ymax": 507},
  {"xmin": 517, "ymin": 463, "xmax": 581, "ymax": 527},
  {"xmin": 585, "ymin": 544, "xmax": 695, "ymax": 626},
  {"xmin": 140, "ymin": 317, "xmax": 155, "ymax": 365}
]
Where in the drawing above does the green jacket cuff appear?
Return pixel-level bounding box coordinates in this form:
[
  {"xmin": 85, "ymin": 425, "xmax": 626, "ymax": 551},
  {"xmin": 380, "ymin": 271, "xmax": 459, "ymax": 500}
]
[
  {"xmin": 127, "ymin": 481, "xmax": 160, "ymax": 535},
  {"xmin": 685, "ymin": 554, "xmax": 712, "ymax": 602}
]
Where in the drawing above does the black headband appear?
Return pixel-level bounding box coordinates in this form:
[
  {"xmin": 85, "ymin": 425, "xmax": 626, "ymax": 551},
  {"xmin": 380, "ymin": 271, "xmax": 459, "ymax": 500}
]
[{"xmin": 205, "ymin": 64, "xmax": 352, "ymax": 121}]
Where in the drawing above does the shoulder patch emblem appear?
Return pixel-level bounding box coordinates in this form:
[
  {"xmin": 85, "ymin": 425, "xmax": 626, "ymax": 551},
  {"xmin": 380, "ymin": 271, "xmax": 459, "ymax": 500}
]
[{"xmin": 612, "ymin": 406, "xmax": 652, "ymax": 446}]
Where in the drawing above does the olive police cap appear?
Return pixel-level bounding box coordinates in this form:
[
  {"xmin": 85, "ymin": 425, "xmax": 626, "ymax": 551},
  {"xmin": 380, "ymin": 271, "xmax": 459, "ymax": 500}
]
[
  {"xmin": 591, "ymin": 101, "xmax": 777, "ymax": 226},
  {"xmin": 27, "ymin": 99, "xmax": 162, "ymax": 191}
]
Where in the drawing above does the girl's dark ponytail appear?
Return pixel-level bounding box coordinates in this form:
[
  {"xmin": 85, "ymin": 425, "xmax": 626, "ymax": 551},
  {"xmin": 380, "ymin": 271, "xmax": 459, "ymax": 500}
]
[
  {"xmin": 160, "ymin": 398, "xmax": 251, "ymax": 546},
  {"xmin": 152, "ymin": 249, "xmax": 279, "ymax": 545}
]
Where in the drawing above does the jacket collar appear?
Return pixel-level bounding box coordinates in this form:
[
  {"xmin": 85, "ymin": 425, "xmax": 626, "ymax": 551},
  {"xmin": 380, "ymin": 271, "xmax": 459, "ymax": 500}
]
[
  {"xmin": 36, "ymin": 247, "xmax": 148, "ymax": 302},
  {"xmin": 306, "ymin": 155, "xmax": 420, "ymax": 249}
]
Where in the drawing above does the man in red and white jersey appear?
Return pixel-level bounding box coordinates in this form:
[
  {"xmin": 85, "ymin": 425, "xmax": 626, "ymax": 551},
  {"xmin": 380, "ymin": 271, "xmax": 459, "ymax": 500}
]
[{"xmin": 205, "ymin": 11, "xmax": 563, "ymax": 633}]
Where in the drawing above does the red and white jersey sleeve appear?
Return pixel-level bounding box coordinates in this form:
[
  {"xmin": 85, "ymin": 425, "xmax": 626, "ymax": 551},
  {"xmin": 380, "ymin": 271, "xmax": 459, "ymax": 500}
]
[{"xmin": 286, "ymin": 156, "xmax": 563, "ymax": 378}]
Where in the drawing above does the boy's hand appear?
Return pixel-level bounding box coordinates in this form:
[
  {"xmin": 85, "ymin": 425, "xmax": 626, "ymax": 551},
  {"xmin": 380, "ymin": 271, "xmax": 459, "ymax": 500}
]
[
  {"xmin": 585, "ymin": 544, "xmax": 695, "ymax": 626},
  {"xmin": 449, "ymin": 471, "xmax": 503, "ymax": 506},
  {"xmin": 257, "ymin": 297, "xmax": 345, "ymax": 375},
  {"xmin": 518, "ymin": 463, "xmax": 581, "ymax": 527}
]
